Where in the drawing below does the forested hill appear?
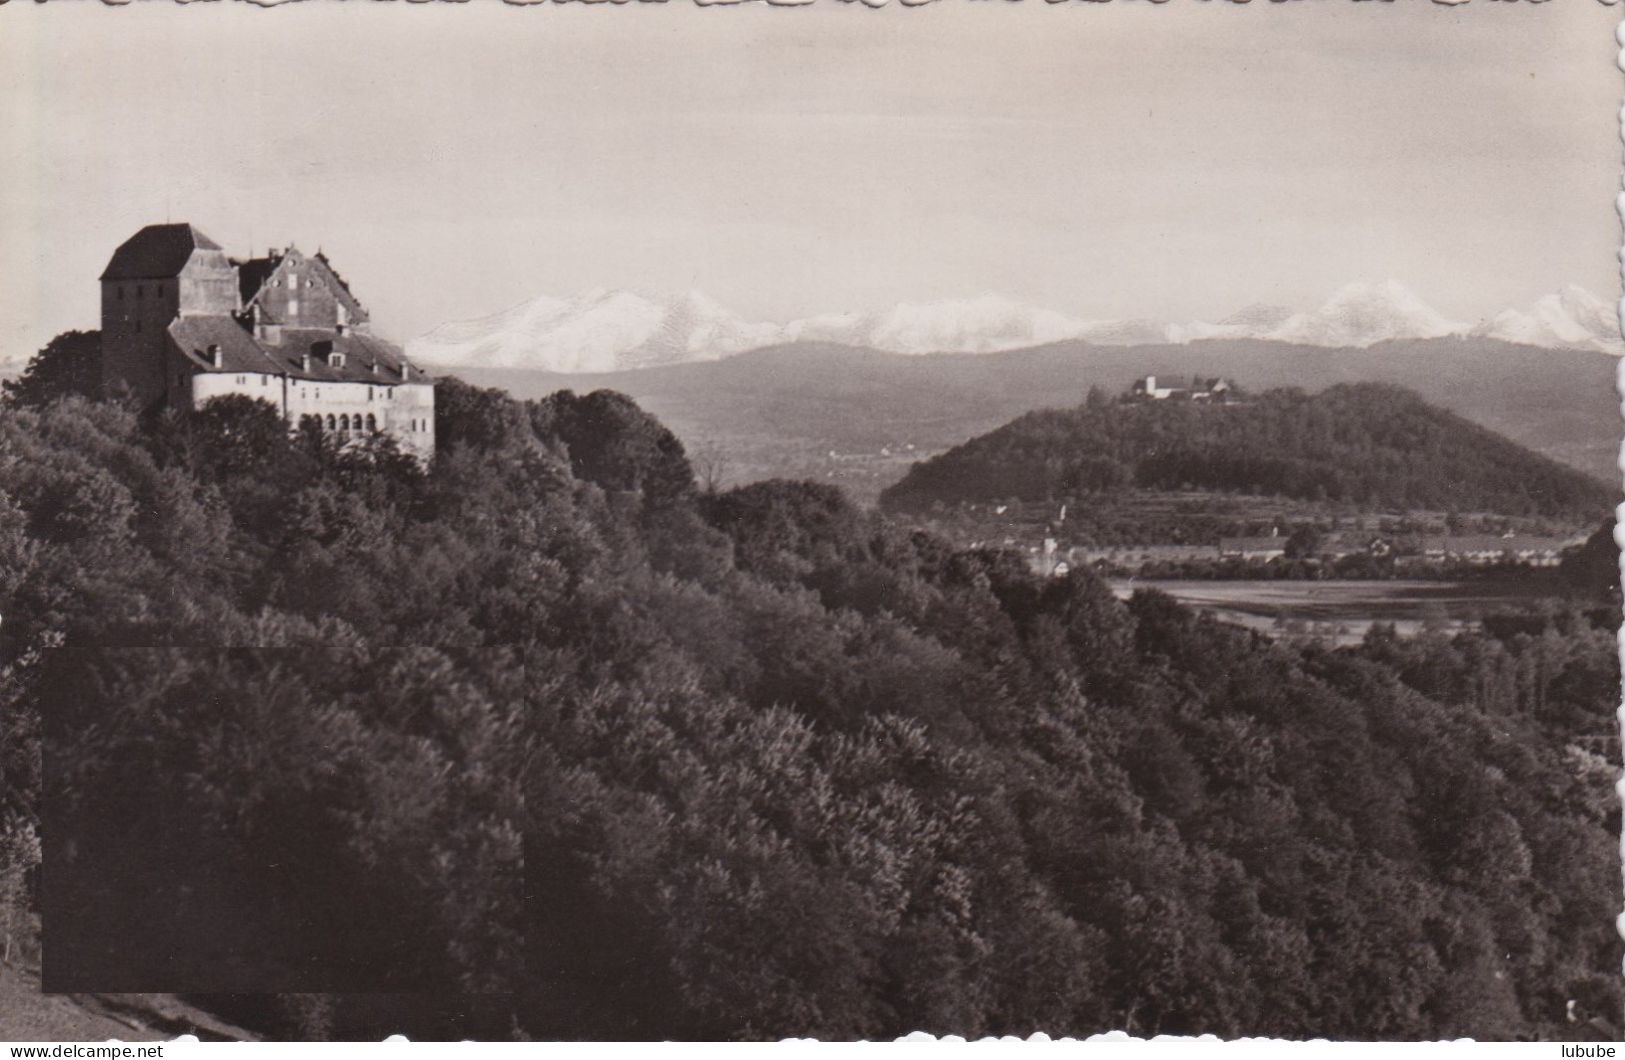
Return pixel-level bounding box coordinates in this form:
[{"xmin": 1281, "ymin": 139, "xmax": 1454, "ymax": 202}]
[
  {"xmin": 881, "ymin": 382, "xmax": 1615, "ymax": 517},
  {"xmin": 0, "ymin": 366, "xmax": 1618, "ymax": 1040}
]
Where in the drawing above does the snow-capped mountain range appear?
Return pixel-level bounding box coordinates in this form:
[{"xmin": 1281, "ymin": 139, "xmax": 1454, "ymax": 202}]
[
  {"xmin": 783, "ymin": 294, "xmax": 1090, "ymax": 355},
  {"xmin": 1469, "ymin": 284, "xmax": 1623, "ymax": 353},
  {"xmin": 408, "ymin": 281, "xmax": 1624, "ymax": 373},
  {"xmin": 407, "ymin": 288, "xmax": 782, "ymax": 374}
]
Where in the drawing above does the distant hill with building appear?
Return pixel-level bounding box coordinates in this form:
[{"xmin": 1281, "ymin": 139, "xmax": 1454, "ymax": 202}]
[
  {"xmin": 1126, "ymin": 374, "xmax": 1235, "ymax": 403},
  {"xmin": 878, "ymin": 382, "xmax": 1614, "ymax": 520}
]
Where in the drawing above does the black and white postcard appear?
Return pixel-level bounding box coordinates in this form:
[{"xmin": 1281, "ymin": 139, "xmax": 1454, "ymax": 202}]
[{"xmin": 0, "ymin": 0, "xmax": 1620, "ymax": 1043}]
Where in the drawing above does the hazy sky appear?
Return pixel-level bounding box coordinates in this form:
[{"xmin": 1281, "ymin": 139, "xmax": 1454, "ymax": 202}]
[{"xmin": 1, "ymin": 0, "xmax": 1619, "ymax": 353}]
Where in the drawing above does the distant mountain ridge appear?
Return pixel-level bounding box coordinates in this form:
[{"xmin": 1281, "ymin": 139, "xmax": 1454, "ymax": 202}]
[{"xmin": 410, "ymin": 280, "xmax": 1624, "ymax": 372}]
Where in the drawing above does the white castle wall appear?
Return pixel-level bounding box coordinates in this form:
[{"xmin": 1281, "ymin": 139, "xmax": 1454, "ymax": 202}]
[{"xmin": 189, "ymin": 372, "xmax": 436, "ymax": 460}]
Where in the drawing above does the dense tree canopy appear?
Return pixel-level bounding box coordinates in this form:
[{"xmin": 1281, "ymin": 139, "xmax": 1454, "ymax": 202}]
[
  {"xmin": 881, "ymin": 383, "xmax": 1614, "ymax": 519},
  {"xmin": 2, "ymin": 331, "xmax": 102, "ymax": 409},
  {"xmin": 0, "ymin": 369, "xmax": 1617, "ymax": 1040}
]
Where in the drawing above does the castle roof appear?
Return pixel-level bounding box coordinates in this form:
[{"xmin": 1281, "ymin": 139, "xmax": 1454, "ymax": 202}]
[
  {"xmin": 100, "ymin": 223, "xmax": 222, "ymax": 281},
  {"xmin": 167, "ymin": 317, "xmax": 425, "ymax": 386},
  {"xmin": 235, "ymin": 247, "xmax": 370, "ymax": 324},
  {"xmin": 168, "ymin": 315, "xmax": 288, "ymax": 375},
  {"xmin": 263, "ymin": 328, "xmax": 419, "ymax": 384},
  {"xmin": 312, "ymin": 251, "xmax": 365, "ymax": 311},
  {"xmin": 235, "ymin": 254, "xmax": 283, "ymax": 306}
]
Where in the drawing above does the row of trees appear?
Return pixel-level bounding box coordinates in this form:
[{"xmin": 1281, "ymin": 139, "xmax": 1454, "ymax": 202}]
[{"xmin": 0, "ymin": 343, "xmax": 1618, "ymax": 1039}]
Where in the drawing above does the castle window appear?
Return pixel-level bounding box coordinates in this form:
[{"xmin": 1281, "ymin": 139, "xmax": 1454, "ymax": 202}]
[
  {"xmin": 116, "ymin": 286, "xmax": 123, "ymax": 301},
  {"xmin": 340, "ymin": 414, "xmax": 350, "ymax": 431},
  {"xmin": 366, "ymin": 414, "xmax": 377, "ymax": 432},
  {"xmin": 288, "ymin": 299, "xmax": 300, "ymax": 316},
  {"xmin": 325, "ymin": 414, "xmax": 336, "ymax": 431},
  {"xmin": 136, "ymin": 286, "xmax": 144, "ymax": 299},
  {"xmin": 289, "ymin": 274, "xmax": 299, "ymax": 290}
]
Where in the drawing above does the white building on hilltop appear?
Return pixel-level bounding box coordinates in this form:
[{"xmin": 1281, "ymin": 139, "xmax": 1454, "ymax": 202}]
[{"xmin": 1128, "ymin": 374, "xmax": 1233, "ymax": 403}]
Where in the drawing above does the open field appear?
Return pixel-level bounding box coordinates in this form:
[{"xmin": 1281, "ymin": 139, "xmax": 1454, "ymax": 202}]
[{"xmin": 1111, "ymin": 578, "xmax": 1562, "ymax": 644}]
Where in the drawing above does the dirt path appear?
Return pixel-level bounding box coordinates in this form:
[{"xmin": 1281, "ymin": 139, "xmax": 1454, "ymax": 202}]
[{"xmin": 0, "ymin": 965, "xmax": 256, "ymax": 1042}]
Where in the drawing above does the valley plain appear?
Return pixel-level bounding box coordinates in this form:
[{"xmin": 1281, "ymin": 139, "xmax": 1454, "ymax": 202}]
[{"xmin": 1106, "ymin": 577, "xmax": 1566, "ymax": 646}]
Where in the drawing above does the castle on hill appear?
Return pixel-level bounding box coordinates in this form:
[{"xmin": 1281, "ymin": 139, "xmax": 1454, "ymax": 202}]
[
  {"xmin": 99, "ymin": 223, "xmax": 435, "ymax": 458},
  {"xmin": 1127, "ymin": 374, "xmax": 1233, "ymax": 403}
]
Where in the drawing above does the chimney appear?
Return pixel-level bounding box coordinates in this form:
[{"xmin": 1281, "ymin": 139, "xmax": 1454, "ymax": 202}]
[
  {"xmin": 252, "ymin": 305, "xmax": 281, "ymax": 344},
  {"xmin": 300, "ymin": 352, "xmax": 311, "ymax": 372},
  {"xmin": 370, "ymin": 361, "xmax": 379, "ymax": 375},
  {"xmin": 400, "ymin": 363, "xmax": 412, "ymax": 382},
  {"xmin": 207, "ymin": 344, "xmax": 223, "ymax": 369}
]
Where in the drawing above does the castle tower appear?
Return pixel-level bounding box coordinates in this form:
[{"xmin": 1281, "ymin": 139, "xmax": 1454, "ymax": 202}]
[{"xmin": 99, "ymin": 223, "xmax": 239, "ymax": 409}]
